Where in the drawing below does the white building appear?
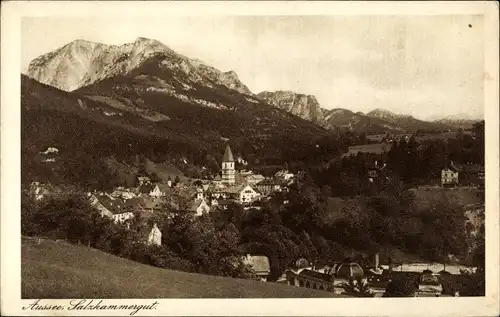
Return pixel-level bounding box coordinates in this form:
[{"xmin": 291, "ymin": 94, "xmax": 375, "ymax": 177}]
[
  {"xmin": 113, "ymin": 212, "xmax": 135, "ymax": 224},
  {"xmin": 191, "ymin": 198, "xmax": 211, "ymax": 216},
  {"xmin": 147, "ymin": 223, "xmax": 162, "ymax": 246}
]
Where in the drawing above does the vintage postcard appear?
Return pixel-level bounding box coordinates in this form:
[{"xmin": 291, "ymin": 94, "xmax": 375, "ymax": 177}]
[{"xmin": 1, "ymin": 1, "xmax": 499, "ymax": 316}]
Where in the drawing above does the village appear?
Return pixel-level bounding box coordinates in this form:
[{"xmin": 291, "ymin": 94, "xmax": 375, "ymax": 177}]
[
  {"xmin": 25, "ymin": 142, "xmax": 484, "ymax": 297},
  {"xmin": 29, "ymin": 145, "xmax": 295, "ymax": 246}
]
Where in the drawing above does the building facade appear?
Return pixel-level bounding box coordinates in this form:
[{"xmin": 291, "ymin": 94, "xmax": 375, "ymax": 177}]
[{"xmin": 441, "ymin": 167, "xmax": 459, "ymax": 187}]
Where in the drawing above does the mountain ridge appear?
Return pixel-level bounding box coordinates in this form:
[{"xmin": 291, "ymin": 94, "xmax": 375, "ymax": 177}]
[
  {"xmin": 26, "ymin": 37, "xmax": 476, "ymax": 135},
  {"xmin": 27, "ymin": 37, "xmax": 252, "ymax": 95}
]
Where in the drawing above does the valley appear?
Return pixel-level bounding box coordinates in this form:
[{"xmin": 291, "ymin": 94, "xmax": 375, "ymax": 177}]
[{"xmin": 21, "ymin": 36, "xmax": 485, "ymax": 299}]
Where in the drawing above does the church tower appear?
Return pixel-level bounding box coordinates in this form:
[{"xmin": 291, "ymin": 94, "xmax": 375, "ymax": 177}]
[{"xmin": 221, "ymin": 144, "xmax": 235, "ymax": 184}]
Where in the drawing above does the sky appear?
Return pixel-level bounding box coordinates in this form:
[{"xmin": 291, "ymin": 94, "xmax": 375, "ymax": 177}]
[{"xmin": 21, "ymin": 15, "xmax": 485, "ymax": 120}]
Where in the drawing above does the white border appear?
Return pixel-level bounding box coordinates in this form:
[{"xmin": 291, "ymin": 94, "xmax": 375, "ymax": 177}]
[{"xmin": 2, "ymin": 1, "xmax": 499, "ymax": 316}]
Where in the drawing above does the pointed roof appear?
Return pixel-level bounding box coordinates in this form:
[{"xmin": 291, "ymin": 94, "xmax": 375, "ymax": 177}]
[{"xmin": 223, "ymin": 145, "xmax": 234, "ymax": 162}]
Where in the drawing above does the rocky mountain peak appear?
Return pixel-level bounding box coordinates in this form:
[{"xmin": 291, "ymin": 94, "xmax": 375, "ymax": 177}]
[
  {"xmin": 26, "ymin": 37, "xmax": 252, "ymax": 94},
  {"xmin": 257, "ymin": 90, "xmax": 325, "ymax": 125}
]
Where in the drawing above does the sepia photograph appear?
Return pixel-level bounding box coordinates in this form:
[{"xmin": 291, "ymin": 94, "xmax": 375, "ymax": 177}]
[{"xmin": 1, "ymin": 1, "xmax": 499, "ymax": 316}]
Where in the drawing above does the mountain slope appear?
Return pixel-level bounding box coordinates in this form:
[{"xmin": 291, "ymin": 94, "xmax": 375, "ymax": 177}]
[
  {"xmin": 27, "ymin": 37, "xmax": 252, "ymax": 95},
  {"xmin": 22, "ymin": 237, "xmax": 341, "ymax": 298},
  {"xmin": 22, "ymin": 61, "xmax": 341, "ymax": 188}
]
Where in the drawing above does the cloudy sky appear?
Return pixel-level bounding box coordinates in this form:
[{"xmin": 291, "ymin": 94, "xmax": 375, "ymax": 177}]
[{"xmin": 22, "ymin": 15, "xmax": 484, "ymax": 120}]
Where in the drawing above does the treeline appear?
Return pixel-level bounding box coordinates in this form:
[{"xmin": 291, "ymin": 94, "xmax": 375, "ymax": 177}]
[
  {"xmin": 311, "ymin": 121, "xmax": 485, "ymax": 197},
  {"xmin": 21, "ymin": 174, "xmax": 484, "ymax": 295},
  {"xmin": 21, "ymin": 192, "xmax": 256, "ymax": 278}
]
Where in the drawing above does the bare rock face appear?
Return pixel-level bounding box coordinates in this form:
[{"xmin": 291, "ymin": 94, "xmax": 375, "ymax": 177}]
[
  {"xmin": 257, "ymin": 90, "xmax": 325, "ymax": 125},
  {"xmin": 26, "ymin": 37, "xmax": 252, "ymax": 94}
]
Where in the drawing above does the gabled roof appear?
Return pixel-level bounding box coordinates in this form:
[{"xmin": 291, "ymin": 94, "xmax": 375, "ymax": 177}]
[
  {"xmin": 223, "ymin": 145, "xmax": 234, "ymax": 162},
  {"xmin": 223, "ymin": 184, "xmax": 246, "ymax": 194},
  {"xmin": 190, "ymin": 199, "xmax": 209, "ymax": 212},
  {"xmin": 92, "ymin": 194, "xmax": 143, "ymax": 215}
]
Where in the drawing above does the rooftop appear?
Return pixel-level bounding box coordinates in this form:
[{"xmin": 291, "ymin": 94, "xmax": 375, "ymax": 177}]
[{"xmin": 223, "ymin": 145, "xmax": 234, "ymax": 162}]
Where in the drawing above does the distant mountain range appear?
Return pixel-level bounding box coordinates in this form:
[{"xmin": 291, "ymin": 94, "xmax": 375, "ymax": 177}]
[
  {"xmin": 257, "ymin": 90, "xmax": 480, "ymax": 133},
  {"xmin": 24, "ymin": 38, "xmax": 483, "ymax": 170}
]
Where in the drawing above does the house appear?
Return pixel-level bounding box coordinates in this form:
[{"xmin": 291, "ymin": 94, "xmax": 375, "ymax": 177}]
[
  {"xmin": 195, "ymin": 187, "xmax": 204, "ymax": 200},
  {"xmin": 441, "ymin": 165, "xmax": 460, "ymax": 187},
  {"xmin": 88, "ymin": 194, "xmax": 114, "ymax": 218},
  {"xmin": 138, "ymin": 183, "xmax": 155, "ymax": 196},
  {"xmin": 212, "ymin": 199, "xmax": 235, "ymax": 211},
  {"xmin": 224, "ymin": 184, "xmax": 260, "ymax": 204},
  {"xmin": 255, "ymin": 178, "xmax": 282, "ymax": 196},
  {"xmin": 149, "ymin": 185, "xmax": 163, "ymax": 198},
  {"xmin": 29, "ymin": 182, "xmax": 51, "ymax": 201},
  {"xmin": 246, "ymin": 174, "xmax": 265, "ymax": 185},
  {"xmin": 147, "ymin": 223, "xmax": 162, "ymax": 246},
  {"xmin": 41, "ymin": 147, "xmax": 59, "ymax": 155},
  {"xmin": 191, "ymin": 199, "xmax": 211, "ymax": 216},
  {"xmin": 242, "ymin": 254, "xmax": 271, "ymax": 282},
  {"xmin": 137, "ymin": 176, "xmax": 152, "ymax": 186},
  {"xmin": 367, "ymin": 161, "xmax": 389, "ymax": 183},
  {"xmin": 89, "ymin": 194, "xmax": 139, "ymax": 223},
  {"xmin": 236, "ymin": 157, "xmax": 248, "ymax": 165},
  {"xmin": 274, "ymin": 170, "xmax": 294, "ymax": 182},
  {"xmin": 113, "ymin": 211, "xmax": 135, "ymax": 224},
  {"xmin": 111, "ymin": 188, "xmax": 137, "ymax": 200}
]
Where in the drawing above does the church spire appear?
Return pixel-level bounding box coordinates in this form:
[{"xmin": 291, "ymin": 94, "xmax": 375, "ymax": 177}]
[{"xmin": 223, "ymin": 144, "xmax": 234, "ymax": 162}]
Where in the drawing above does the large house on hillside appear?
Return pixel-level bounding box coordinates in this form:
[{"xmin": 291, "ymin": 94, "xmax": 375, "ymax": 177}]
[
  {"xmin": 222, "ymin": 184, "xmax": 261, "ymax": 204},
  {"xmin": 245, "ymin": 174, "xmax": 266, "ymax": 185},
  {"xmin": 441, "ymin": 165, "xmax": 459, "ymax": 187},
  {"xmin": 255, "ymin": 178, "xmax": 283, "ymax": 196},
  {"xmin": 89, "ymin": 193, "xmax": 139, "ymax": 224},
  {"xmin": 442, "ymin": 161, "xmax": 485, "ymax": 187}
]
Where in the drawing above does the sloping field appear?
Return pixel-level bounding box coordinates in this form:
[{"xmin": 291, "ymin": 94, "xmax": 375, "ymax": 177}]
[
  {"xmin": 22, "ymin": 238, "xmax": 341, "ymax": 299},
  {"xmin": 143, "ymin": 158, "xmax": 187, "ymax": 182},
  {"xmin": 343, "ymin": 143, "xmax": 393, "ymax": 157},
  {"xmin": 409, "ymin": 186, "xmax": 484, "ymax": 211}
]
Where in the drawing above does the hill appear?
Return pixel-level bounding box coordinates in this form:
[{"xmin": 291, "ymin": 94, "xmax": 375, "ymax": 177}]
[
  {"xmin": 22, "ymin": 63, "xmax": 342, "ymax": 188},
  {"xmin": 22, "ymin": 237, "xmax": 341, "ymax": 298}
]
